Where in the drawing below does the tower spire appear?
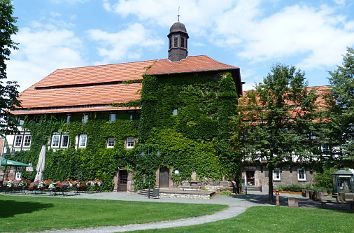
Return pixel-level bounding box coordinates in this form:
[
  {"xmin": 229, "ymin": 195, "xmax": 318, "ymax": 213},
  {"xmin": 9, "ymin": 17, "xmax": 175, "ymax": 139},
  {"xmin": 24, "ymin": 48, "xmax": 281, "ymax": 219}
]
[{"xmin": 177, "ymin": 6, "xmax": 180, "ymax": 22}]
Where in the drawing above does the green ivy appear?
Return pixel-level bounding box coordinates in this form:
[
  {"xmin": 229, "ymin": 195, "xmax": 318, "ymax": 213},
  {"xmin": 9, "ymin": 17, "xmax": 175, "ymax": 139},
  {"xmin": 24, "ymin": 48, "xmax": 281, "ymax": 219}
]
[{"xmin": 10, "ymin": 72, "xmax": 239, "ymax": 191}]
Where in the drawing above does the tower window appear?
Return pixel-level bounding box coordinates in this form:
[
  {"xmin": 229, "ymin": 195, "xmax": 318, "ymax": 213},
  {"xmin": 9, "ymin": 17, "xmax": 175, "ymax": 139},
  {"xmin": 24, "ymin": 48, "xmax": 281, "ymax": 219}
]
[
  {"xmin": 169, "ymin": 38, "xmax": 172, "ymax": 49},
  {"xmin": 173, "ymin": 36, "xmax": 178, "ymax": 47},
  {"xmin": 181, "ymin": 37, "xmax": 185, "ymax": 48}
]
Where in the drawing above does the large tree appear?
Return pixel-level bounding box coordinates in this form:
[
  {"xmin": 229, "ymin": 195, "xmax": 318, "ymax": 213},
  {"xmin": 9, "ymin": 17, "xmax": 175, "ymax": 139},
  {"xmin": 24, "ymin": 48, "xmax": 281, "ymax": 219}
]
[
  {"xmin": 238, "ymin": 64, "xmax": 317, "ymax": 201},
  {"xmin": 327, "ymin": 48, "xmax": 354, "ymax": 165},
  {"xmin": 0, "ymin": 0, "xmax": 20, "ymax": 136}
]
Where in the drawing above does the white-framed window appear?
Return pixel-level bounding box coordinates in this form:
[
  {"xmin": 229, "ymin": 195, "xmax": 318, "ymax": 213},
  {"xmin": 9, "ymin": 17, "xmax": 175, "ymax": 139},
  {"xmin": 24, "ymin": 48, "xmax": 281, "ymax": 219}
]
[
  {"xmin": 82, "ymin": 114, "xmax": 89, "ymax": 124},
  {"xmin": 61, "ymin": 135, "xmax": 69, "ymax": 148},
  {"xmin": 172, "ymin": 108, "xmax": 178, "ymax": 116},
  {"xmin": 273, "ymin": 169, "xmax": 281, "ymax": 181},
  {"xmin": 106, "ymin": 138, "xmax": 115, "ymax": 148},
  {"xmin": 51, "ymin": 135, "xmax": 61, "ymax": 148},
  {"xmin": 51, "ymin": 134, "xmax": 69, "ymax": 149},
  {"xmin": 78, "ymin": 134, "xmax": 87, "ymax": 148},
  {"xmin": 298, "ymin": 168, "xmax": 307, "ymax": 181},
  {"xmin": 109, "ymin": 113, "xmax": 116, "ymax": 122},
  {"xmin": 14, "ymin": 135, "xmax": 23, "ymax": 147},
  {"xmin": 125, "ymin": 137, "xmax": 136, "ymax": 149},
  {"xmin": 23, "ymin": 135, "xmax": 32, "ymax": 147}
]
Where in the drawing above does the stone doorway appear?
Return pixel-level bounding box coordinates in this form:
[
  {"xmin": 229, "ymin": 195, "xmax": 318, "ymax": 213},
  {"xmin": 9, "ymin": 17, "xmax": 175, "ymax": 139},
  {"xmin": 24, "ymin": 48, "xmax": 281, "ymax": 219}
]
[
  {"xmin": 159, "ymin": 167, "xmax": 169, "ymax": 188},
  {"xmin": 118, "ymin": 170, "xmax": 128, "ymax": 192},
  {"xmin": 246, "ymin": 171, "xmax": 255, "ymax": 186}
]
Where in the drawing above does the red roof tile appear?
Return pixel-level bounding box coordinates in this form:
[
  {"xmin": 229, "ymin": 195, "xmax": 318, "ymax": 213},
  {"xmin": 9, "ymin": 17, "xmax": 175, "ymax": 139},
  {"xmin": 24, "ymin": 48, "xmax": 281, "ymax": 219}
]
[
  {"xmin": 147, "ymin": 55, "xmax": 238, "ymax": 75},
  {"xmin": 13, "ymin": 55, "xmax": 240, "ymax": 115}
]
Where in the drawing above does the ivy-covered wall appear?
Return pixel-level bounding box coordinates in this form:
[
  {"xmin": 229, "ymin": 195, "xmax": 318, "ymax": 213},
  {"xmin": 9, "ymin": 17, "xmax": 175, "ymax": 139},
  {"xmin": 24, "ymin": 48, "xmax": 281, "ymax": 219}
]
[
  {"xmin": 9, "ymin": 71, "xmax": 239, "ymax": 190},
  {"xmin": 139, "ymin": 72, "xmax": 239, "ymax": 187},
  {"xmin": 10, "ymin": 113, "xmax": 138, "ymax": 190}
]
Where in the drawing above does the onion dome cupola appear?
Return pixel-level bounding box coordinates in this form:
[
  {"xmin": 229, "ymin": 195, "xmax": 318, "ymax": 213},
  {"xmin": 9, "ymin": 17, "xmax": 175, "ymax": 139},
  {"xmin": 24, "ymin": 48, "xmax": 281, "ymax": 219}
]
[{"xmin": 168, "ymin": 21, "xmax": 189, "ymax": 62}]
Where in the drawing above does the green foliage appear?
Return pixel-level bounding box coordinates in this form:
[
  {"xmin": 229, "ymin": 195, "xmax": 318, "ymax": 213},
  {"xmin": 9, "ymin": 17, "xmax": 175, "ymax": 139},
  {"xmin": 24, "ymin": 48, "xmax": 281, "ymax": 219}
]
[
  {"xmin": 314, "ymin": 167, "xmax": 336, "ymax": 190},
  {"xmin": 238, "ymin": 64, "xmax": 318, "ymax": 199},
  {"xmin": 10, "ymin": 114, "xmax": 138, "ymax": 190},
  {"xmin": 327, "ymin": 47, "xmax": 354, "ymax": 163},
  {"xmin": 0, "ymin": 0, "xmax": 20, "ymax": 136},
  {"xmin": 275, "ymin": 184, "xmax": 308, "ymax": 192},
  {"xmin": 139, "ymin": 72, "xmax": 239, "ymax": 183}
]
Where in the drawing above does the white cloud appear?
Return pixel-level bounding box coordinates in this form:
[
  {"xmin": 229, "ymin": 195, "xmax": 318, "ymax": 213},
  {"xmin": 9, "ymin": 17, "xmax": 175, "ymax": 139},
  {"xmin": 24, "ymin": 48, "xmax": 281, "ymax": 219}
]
[
  {"xmin": 7, "ymin": 23, "xmax": 86, "ymax": 91},
  {"xmin": 88, "ymin": 23, "xmax": 163, "ymax": 63},
  {"xmin": 104, "ymin": 0, "xmax": 354, "ymax": 69},
  {"xmin": 50, "ymin": 0, "xmax": 89, "ymax": 4},
  {"xmin": 334, "ymin": 0, "xmax": 346, "ymax": 6}
]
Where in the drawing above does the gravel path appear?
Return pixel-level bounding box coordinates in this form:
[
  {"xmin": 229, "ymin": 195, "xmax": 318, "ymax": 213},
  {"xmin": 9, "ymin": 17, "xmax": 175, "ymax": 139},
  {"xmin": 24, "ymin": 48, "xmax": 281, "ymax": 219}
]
[{"xmin": 38, "ymin": 192, "xmax": 265, "ymax": 233}]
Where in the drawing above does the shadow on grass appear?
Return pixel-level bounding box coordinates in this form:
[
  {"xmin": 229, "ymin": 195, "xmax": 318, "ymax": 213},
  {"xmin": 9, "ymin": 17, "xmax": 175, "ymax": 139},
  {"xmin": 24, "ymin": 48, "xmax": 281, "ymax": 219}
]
[{"xmin": 0, "ymin": 200, "xmax": 53, "ymax": 218}]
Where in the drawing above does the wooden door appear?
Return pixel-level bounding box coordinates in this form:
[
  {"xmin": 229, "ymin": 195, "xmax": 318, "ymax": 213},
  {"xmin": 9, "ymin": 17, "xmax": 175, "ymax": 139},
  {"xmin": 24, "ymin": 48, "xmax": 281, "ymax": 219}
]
[
  {"xmin": 118, "ymin": 170, "xmax": 128, "ymax": 192},
  {"xmin": 159, "ymin": 167, "xmax": 169, "ymax": 188}
]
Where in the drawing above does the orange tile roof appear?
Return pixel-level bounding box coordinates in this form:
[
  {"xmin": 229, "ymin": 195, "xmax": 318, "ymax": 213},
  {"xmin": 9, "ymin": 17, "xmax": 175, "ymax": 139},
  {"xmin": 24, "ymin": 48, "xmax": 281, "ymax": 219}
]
[
  {"xmin": 146, "ymin": 55, "xmax": 238, "ymax": 75},
  {"xmin": 35, "ymin": 60, "xmax": 154, "ymax": 88},
  {"xmin": 18, "ymin": 83, "xmax": 141, "ymax": 109},
  {"xmin": 13, "ymin": 55, "xmax": 240, "ymax": 115}
]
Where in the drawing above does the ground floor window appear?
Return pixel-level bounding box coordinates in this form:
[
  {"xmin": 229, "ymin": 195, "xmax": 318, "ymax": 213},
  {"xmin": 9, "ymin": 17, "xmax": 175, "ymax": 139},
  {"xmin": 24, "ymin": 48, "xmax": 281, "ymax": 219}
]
[
  {"xmin": 298, "ymin": 168, "xmax": 306, "ymax": 181},
  {"xmin": 273, "ymin": 169, "xmax": 281, "ymax": 181}
]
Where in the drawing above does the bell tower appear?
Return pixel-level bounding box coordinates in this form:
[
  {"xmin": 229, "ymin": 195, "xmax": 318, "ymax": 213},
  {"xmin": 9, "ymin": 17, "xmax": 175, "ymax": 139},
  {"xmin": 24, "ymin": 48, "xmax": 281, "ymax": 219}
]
[{"xmin": 167, "ymin": 20, "xmax": 189, "ymax": 62}]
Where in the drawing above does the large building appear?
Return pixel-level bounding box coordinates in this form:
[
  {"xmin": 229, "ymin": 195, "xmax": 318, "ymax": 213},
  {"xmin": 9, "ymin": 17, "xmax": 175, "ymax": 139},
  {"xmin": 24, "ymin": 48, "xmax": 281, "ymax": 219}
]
[{"xmin": 2, "ymin": 21, "xmax": 242, "ymax": 191}]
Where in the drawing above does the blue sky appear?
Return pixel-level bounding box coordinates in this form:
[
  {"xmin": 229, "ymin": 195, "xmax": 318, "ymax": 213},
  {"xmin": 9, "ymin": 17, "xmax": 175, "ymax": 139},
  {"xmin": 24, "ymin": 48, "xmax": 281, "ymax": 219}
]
[{"xmin": 8, "ymin": 0, "xmax": 354, "ymax": 91}]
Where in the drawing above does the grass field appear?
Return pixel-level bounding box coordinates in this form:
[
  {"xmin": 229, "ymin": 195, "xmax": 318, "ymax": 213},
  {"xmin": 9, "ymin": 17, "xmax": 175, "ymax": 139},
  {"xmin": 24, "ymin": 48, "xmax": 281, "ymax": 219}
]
[
  {"xmin": 0, "ymin": 194, "xmax": 226, "ymax": 232},
  {"xmin": 134, "ymin": 206, "xmax": 354, "ymax": 233}
]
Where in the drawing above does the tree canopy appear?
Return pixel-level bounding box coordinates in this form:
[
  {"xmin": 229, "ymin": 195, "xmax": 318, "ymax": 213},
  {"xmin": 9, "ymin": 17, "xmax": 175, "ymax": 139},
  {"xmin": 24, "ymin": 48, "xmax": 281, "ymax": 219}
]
[
  {"xmin": 327, "ymin": 47, "xmax": 354, "ymax": 165},
  {"xmin": 238, "ymin": 64, "xmax": 318, "ymax": 200},
  {"xmin": 0, "ymin": 0, "xmax": 20, "ymax": 136}
]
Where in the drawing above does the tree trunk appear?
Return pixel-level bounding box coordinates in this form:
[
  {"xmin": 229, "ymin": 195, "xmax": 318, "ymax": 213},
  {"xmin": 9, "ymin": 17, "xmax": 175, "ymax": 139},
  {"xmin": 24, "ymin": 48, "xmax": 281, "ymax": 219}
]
[{"xmin": 268, "ymin": 166, "xmax": 274, "ymax": 202}]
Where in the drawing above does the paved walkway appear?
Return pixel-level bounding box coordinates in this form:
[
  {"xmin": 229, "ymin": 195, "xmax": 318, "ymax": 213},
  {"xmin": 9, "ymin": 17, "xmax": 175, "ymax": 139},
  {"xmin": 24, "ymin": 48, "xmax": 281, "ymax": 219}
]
[{"xmin": 40, "ymin": 192, "xmax": 268, "ymax": 233}]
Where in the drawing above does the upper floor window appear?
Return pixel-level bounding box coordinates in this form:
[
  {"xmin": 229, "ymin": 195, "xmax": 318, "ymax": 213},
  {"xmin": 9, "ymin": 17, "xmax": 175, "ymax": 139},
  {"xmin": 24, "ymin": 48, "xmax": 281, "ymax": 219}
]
[
  {"xmin": 23, "ymin": 135, "xmax": 32, "ymax": 147},
  {"xmin": 82, "ymin": 114, "xmax": 89, "ymax": 124},
  {"xmin": 13, "ymin": 133, "xmax": 32, "ymax": 150},
  {"xmin": 125, "ymin": 137, "xmax": 136, "ymax": 149},
  {"xmin": 107, "ymin": 138, "xmax": 115, "ymax": 148},
  {"xmin": 78, "ymin": 134, "xmax": 87, "ymax": 148},
  {"xmin": 109, "ymin": 113, "xmax": 117, "ymax": 122},
  {"xmin": 14, "ymin": 135, "xmax": 23, "ymax": 147},
  {"xmin": 51, "ymin": 133, "xmax": 69, "ymax": 149},
  {"xmin": 273, "ymin": 169, "xmax": 281, "ymax": 181},
  {"xmin": 298, "ymin": 168, "xmax": 306, "ymax": 181}
]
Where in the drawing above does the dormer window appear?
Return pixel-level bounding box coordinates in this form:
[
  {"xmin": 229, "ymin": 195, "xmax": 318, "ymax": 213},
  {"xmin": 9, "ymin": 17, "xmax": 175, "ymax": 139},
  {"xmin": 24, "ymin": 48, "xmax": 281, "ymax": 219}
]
[
  {"xmin": 109, "ymin": 113, "xmax": 116, "ymax": 122},
  {"xmin": 66, "ymin": 114, "xmax": 71, "ymax": 123},
  {"xmin": 82, "ymin": 114, "xmax": 88, "ymax": 124}
]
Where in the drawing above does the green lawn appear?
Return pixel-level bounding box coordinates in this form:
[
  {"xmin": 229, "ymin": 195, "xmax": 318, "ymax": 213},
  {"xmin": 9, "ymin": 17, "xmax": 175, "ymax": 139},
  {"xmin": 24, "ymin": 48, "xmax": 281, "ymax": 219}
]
[
  {"xmin": 0, "ymin": 194, "xmax": 226, "ymax": 232},
  {"xmin": 134, "ymin": 206, "xmax": 354, "ymax": 233}
]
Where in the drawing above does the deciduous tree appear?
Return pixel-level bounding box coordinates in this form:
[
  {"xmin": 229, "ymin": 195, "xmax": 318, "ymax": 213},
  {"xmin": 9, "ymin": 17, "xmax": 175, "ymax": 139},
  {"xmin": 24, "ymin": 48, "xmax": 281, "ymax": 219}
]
[
  {"xmin": 238, "ymin": 64, "xmax": 317, "ymax": 201},
  {"xmin": 0, "ymin": 0, "xmax": 20, "ymax": 136}
]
